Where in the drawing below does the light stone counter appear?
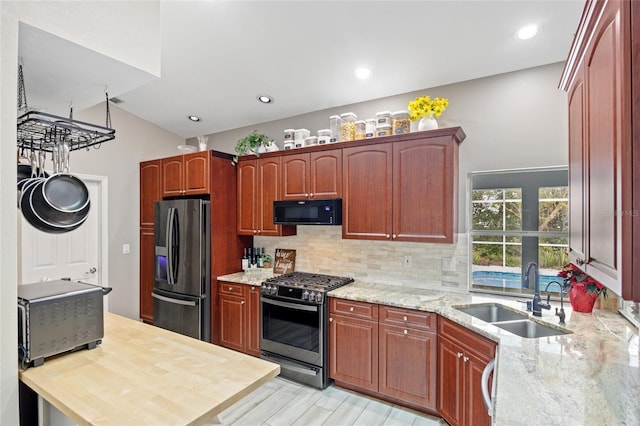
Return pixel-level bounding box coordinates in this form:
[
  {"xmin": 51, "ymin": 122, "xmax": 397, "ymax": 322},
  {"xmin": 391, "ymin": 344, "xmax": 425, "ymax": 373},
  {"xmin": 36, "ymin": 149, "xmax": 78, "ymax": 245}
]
[
  {"xmin": 329, "ymin": 281, "xmax": 640, "ymax": 426},
  {"xmin": 217, "ymin": 270, "xmax": 276, "ymax": 285}
]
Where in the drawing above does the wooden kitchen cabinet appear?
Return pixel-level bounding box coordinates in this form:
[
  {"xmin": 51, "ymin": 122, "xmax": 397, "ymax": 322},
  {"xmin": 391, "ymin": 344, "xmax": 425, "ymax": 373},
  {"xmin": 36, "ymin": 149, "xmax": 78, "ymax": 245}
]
[
  {"xmin": 237, "ymin": 157, "xmax": 295, "ymax": 236},
  {"xmin": 139, "ymin": 159, "xmax": 162, "ymax": 324},
  {"xmin": 281, "ymin": 150, "xmax": 342, "ymax": 200},
  {"xmin": 342, "ymin": 130, "xmax": 463, "ymax": 243},
  {"xmin": 329, "ymin": 298, "xmax": 379, "ymax": 392},
  {"xmin": 438, "ymin": 317, "xmax": 496, "ymax": 426},
  {"xmin": 162, "ymin": 151, "xmax": 210, "ymax": 197},
  {"xmin": 560, "ymin": 0, "xmax": 639, "ymax": 300},
  {"xmin": 218, "ymin": 281, "xmax": 261, "ymax": 357},
  {"xmin": 378, "ymin": 306, "xmax": 437, "ymax": 411}
]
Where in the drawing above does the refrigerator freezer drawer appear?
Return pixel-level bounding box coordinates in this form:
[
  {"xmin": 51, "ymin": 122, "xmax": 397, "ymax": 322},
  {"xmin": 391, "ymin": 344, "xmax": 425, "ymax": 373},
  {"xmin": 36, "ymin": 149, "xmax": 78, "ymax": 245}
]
[{"xmin": 152, "ymin": 289, "xmax": 209, "ymax": 341}]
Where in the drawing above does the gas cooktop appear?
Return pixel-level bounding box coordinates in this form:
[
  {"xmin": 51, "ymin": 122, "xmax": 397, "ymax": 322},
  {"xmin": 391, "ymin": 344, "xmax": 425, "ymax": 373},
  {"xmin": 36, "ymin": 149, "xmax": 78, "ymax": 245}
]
[{"xmin": 263, "ymin": 272, "xmax": 354, "ymax": 292}]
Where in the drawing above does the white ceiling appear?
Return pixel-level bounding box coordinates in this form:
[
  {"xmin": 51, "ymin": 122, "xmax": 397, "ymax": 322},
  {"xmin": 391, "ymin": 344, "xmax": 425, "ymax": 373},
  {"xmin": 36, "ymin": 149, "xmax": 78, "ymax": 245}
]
[{"xmin": 18, "ymin": 1, "xmax": 585, "ymax": 139}]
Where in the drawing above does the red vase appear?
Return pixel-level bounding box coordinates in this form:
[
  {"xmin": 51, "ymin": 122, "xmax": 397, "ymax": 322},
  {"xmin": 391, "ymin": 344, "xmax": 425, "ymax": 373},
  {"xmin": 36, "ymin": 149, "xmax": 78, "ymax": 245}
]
[{"xmin": 568, "ymin": 286, "xmax": 599, "ymax": 313}]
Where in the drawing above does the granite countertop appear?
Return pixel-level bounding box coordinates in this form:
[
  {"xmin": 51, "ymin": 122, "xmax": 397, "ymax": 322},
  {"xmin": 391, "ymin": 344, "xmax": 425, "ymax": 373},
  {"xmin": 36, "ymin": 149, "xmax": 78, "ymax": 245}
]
[
  {"xmin": 329, "ymin": 281, "xmax": 640, "ymax": 426},
  {"xmin": 217, "ymin": 271, "xmax": 276, "ymax": 285}
]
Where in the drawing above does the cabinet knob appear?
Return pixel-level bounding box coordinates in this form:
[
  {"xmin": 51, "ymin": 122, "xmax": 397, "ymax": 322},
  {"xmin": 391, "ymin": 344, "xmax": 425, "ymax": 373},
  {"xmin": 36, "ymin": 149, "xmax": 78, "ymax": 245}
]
[
  {"xmin": 392, "ymin": 234, "xmax": 397, "ymax": 239},
  {"xmin": 403, "ymin": 329, "xmax": 408, "ymax": 335},
  {"xmin": 576, "ymin": 258, "xmax": 585, "ymax": 266},
  {"xmin": 251, "ymin": 286, "xmax": 255, "ymax": 291},
  {"xmin": 253, "ymin": 230, "xmax": 258, "ymax": 235},
  {"xmin": 229, "ymin": 287, "xmax": 233, "ymax": 291},
  {"xmin": 241, "ymin": 301, "xmax": 245, "ymax": 305},
  {"xmin": 350, "ymin": 307, "xmax": 354, "ymax": 312},
  {"xmin": 457, "ymin": 352, "xmax": 463, "ymax": 358},
  {"xmin": 386, "ymin": 234, "xmax": 390, "ymax": 239},
  {"xmin": 309, "ymin": 193, "xmax": 314, "ymax": 197},
  {"xmin": 329, "ymin": 317, "xmax": 333, "ymax": 322},
  {"xmin": 463, "ymin": 356, "xmax": 469, "ymax": 362},
  {"xmin": 257, "ymin": 230, "xmax": 261, "ymax": 234},
  {"xmin": 403, "ymin": 315, "xmax": 408, "ymax": 321}
]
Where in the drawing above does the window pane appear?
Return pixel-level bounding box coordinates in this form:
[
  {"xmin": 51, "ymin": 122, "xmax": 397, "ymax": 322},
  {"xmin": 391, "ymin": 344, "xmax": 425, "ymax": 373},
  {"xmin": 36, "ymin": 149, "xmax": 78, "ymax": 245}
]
[
  {"xmin": 504, "ymin": 188, "xmax": 522, "ymax": 200},
  {"xmin": 472, "ymin": 202, "xmax": 504, "ymax": 230},
  {"xmin": 505, "ymin": 201, "xmax": 522, "ymax": 230},
  {"xmin": 473, "ymin": 235, "xmax": 504, "ymax": 243},
  {"xmin": 539, "ymin": 186, "xmax": 568, "ymax": 199},
  {"xmin": 472, "ymin": 189, "xmax": 503, "ymax": 201},
  {"xmin": 505, "ymin": 245, "xmax": 522, "ymax": 267},
  {"xmin": 539, "ymin": 201, "xmax": 568, "ymax": 232},
  {"xmin": 472, "ymin": 243, "xmax": 503, "ymax": 266},
  {"xmin": 539, "ymin": 246, "xmax": 569, "ymax": 270}
]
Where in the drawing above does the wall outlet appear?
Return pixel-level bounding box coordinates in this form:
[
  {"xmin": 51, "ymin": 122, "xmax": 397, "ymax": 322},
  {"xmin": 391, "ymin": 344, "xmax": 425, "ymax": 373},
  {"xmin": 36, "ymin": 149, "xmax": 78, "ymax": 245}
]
[
  {"xmin": 442, "ymin": 257, "xmax": 456, "ymax": 272},
  {"xmin": 404, "ymin": 255, "xmax": 412, "ymax": 268},
  {"xmin": 122, "ymin": 243, "xmax": 130, "ymax": 254}
]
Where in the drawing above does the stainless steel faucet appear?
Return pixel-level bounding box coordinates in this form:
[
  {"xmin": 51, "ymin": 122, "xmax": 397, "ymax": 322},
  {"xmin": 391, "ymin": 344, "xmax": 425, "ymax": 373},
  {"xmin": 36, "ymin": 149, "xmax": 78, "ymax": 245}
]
[{"xmin": 523, "ymin": 262, "xmax": 550, "ymax": 317}]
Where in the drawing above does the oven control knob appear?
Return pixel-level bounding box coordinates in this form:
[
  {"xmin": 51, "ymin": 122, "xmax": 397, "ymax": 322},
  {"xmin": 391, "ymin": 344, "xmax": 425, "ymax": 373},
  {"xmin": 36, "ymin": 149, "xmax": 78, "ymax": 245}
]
[
  {"xmin": 316, "ymin": 292, "xmax": 323, "ymax": 304},
  {"xmin": 302, "ymin": 290, "xmax": 309, "ymax": 301},
  {"xmin": 309, "ymin": 292, "xmax": 316, "ymax": 303},
  {"xmin": 270, "ymin": 285, "xmax": 277, "ymax": 295}
]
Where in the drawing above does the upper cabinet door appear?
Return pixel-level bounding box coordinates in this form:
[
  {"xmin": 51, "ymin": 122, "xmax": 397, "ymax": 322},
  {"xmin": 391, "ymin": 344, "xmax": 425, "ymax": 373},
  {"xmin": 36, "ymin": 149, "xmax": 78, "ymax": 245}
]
[
  {"xmin": 393, "ymin": 138, "xmax": 456, "ymax": 243},
  {"xmin": 310, "ymin": 150, "xmax": 342, "ymax": 199},
  {"xmin": 281, "ymin": 153, "xmax": 310, "ymax": 200},
  {"xmin": 183, "ymin": 152, "xmax": 210, "ymax": 195},
  {"xmin": 258, "ymin": 157, "xmax": 283, "ymax": 236},
  {"xmin": 162, "ymin": 155, "xmax": 184, "ymax": 197},
  {"xmin": 140, "ymin": 159, "xmax": 162, "ymax": 227},
  {"xmin": 342, "ymin": 144, "xmax": 393, "ymax": 240},
  {"xmin": 237, "ymin": 160, "xmax": 258, "ymax": 235}
]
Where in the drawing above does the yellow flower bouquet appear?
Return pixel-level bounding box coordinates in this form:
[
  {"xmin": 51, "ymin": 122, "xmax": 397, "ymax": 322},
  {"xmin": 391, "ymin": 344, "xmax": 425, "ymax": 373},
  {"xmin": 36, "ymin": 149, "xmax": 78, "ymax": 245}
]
[{"xmin": 407, "ymin": 96, "xmax": 449, "ymax": 121}]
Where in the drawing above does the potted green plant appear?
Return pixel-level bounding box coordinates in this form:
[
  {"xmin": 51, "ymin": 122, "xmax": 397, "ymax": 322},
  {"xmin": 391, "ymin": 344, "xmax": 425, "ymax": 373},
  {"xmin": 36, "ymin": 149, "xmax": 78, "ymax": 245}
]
[
  {"xmin": 232, "ymin": 130, "xmax": 274, "ymax": 165},
  {"xmin": 262, "ymin": 253, "xmax": 272, "ymax": 269}
]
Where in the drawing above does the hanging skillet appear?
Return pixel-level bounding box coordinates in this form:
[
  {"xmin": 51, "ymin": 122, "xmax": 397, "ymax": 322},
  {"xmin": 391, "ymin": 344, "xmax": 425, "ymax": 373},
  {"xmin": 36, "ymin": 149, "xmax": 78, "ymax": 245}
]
[{"xmin": 39, "ymin": 139, "xmax": 90, "ymax": 213}]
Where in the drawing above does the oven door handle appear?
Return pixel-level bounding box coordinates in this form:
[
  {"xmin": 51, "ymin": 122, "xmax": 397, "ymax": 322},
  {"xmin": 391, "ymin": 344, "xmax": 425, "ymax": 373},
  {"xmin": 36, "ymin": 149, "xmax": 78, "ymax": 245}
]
[{"xmin": 261, "ymin": 297, "xmax": 318, "ymax": 312}]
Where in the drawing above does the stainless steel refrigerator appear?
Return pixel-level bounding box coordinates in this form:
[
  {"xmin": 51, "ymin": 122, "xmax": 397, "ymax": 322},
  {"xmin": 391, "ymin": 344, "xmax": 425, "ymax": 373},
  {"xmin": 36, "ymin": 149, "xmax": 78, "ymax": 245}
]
[{"xmin": 153, "ymin": 199, "xmax": 210, "ymax": 341}]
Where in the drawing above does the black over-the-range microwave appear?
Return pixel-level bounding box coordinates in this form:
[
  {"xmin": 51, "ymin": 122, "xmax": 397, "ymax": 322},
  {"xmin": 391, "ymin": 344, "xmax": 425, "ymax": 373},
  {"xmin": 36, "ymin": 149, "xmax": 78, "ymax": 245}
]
[{"xmin": 273, "ymin": 198, "xmax": 342, "ymax": 225}]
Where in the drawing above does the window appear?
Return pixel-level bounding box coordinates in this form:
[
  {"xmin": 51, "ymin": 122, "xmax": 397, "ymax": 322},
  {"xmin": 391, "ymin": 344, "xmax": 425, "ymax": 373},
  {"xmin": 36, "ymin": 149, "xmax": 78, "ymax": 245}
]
[{"xmin": 469, "ymin": 167, "xmax": 568, "ymax": 297}]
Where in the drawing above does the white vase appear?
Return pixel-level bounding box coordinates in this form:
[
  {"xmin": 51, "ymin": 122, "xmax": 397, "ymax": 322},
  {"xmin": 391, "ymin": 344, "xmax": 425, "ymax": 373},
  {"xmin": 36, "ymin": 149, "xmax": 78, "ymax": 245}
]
[{"xmin": 418, "ymin": 115, "xmax": 438, "ymax": 131}]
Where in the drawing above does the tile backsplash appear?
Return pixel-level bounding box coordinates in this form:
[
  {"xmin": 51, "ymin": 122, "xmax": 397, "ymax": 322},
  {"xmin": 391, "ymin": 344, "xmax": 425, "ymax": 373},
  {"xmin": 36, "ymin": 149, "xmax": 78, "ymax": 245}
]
[{"xmin": 255, "ymin": 226, "xmax": 470, "ymax": 292}]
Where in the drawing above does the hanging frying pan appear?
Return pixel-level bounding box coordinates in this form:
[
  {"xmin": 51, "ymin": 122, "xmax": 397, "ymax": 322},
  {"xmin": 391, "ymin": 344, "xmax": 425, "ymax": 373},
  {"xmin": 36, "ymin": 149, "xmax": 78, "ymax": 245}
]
[{"xmin": 39, "ymin": 140, "xmax": 90, "ymax": 213}]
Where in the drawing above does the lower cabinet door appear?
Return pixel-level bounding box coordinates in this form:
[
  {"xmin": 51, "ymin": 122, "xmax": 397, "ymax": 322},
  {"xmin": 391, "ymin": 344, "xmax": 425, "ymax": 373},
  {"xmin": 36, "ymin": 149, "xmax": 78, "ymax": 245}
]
[
  {"xmin": 329, "ymin": 314, "xmax": 378, "ymax": 392},
  {"xmin": 245, "ymin": 285, "xmax": 261, "ymax": 357},
  {"xmin": 219, "ymin": 294, "xmax": 246, "ymax": 352},
  {"xmin": 379, "ymin": 324, "xmax": 437, "ymax": 410},
  {"xmin": 465, "ymin": 352, "xmax": 493, "ymax": 426},
  {"xmin": 438, "ymin": 337, "xmax": 464, "ymax": 426}
]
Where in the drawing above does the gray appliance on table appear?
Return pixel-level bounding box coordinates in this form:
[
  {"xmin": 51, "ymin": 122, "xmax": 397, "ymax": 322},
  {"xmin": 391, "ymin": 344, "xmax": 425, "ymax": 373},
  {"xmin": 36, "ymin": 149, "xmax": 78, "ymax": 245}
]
[
  {"xmin": 18, "ymin": 280, "xmax": 105, "ymax": 367},
  {"xmin": 153, "ymin": 199, "xmax": 210, "ymax": 341}
]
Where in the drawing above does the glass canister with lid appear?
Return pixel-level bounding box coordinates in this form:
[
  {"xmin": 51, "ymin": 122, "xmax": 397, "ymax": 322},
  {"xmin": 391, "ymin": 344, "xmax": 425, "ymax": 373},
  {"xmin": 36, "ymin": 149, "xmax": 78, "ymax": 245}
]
[
  {"xmin": 340, "ymin": 112, "xmax": 357, "ymax": 142},
  {"xmin": 354, "ymin": 120, "xmax": 366, "ymax": 140},
  {"xmin": 317, "ymin": 129, "xmax": 331, "ymax": 145},
  {"xmin": 376, "ymin": 111, "xmax": 392, "ymax": 127},
  {"xmin": 376, "ymin": 124, "xmax": 392, "ymax": 137},
  {"xmin": 365, "ymin": 119, "xmax": 376, "ymax": 138},
  {"xmin": 329, "ymin": 115, "xmax": 342, "ymax": 143},
  {"xmin": 392, "ymin": 110, "xmax": 410, "ymax": 134}
]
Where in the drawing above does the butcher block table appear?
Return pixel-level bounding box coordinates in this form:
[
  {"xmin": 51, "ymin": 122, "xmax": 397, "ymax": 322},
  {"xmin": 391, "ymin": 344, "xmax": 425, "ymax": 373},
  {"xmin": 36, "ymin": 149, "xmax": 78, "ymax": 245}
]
[{"xmin": 19, "ymin": 312, "xmax": 280, "ymax": 425}]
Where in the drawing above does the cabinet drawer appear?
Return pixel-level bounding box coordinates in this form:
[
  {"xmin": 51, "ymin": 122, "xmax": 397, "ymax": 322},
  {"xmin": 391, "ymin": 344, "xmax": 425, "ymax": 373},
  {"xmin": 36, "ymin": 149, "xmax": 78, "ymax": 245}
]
[
  {"xmin": 330, "ymin": 298, "xmax": 378, "ymax": 320},
  {"xmin": 219, "ymin": 281, "xmax": 245, "ymax": 296},
  {"xmin": 379, "ymin": 306, "xmax": 436, "ymax": 330},
  {"xmin": 438, "ymin": 317, "xmax": 496, "ymax": 360}
]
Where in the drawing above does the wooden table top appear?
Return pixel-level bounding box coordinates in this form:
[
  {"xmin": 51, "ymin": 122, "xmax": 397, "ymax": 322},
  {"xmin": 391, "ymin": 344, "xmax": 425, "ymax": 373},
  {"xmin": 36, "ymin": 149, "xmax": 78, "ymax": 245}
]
[{"xmin": 19, "ymin": 312, "xmax": 280, "ymax": 425}]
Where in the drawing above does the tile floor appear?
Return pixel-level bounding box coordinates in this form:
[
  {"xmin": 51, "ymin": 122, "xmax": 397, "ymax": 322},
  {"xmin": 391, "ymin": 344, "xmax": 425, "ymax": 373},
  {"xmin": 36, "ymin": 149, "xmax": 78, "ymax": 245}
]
[{"xmin": 218, "ymin": 377, "xmax": 444, "ymax": 426}]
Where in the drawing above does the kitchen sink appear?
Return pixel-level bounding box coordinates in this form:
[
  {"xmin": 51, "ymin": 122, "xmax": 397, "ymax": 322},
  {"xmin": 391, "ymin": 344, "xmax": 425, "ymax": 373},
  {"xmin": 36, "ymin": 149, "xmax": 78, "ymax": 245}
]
[
  {"xmin": 493, "ymin": 319, "xmax": 571, "ymax": 338},
  {"xmin": 455, "ymin": 303, "xmax": 529, "ymax": 323},
  {"xmin": 455, "ymin": 303, "xmax": 572, "ymax": 338}
]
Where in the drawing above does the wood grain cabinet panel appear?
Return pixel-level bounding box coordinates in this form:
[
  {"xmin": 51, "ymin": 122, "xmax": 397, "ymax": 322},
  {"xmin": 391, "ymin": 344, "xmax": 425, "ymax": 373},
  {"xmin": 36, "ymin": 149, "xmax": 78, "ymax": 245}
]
[
  {"xmin": 246, "ymin": 285, "xmax": 261, "ymax": 357},
  {"xmin": 560, "ymin": 0, "xmax": 639, "ymax": 300},
  {"xmin": 237, "ymin": 157, "xmax": 295, "ymax": 236},
  {"xmin": 218, "ymin": 281, "xmax": 261, "ymax": 357},
  {"xmin": 139, "ymin": 160, "xmax": 162, "ymax": 227},
  {"xmin": 281, "ymin": 150, "xmax": 341, "ymax": 200},
  {"xmin": 139, "ymin": 228, "xmax": 155, "ymax": 324},
  {"xmin": 162, "ymin": 151, "xmax": 210, "ymax": 197}
]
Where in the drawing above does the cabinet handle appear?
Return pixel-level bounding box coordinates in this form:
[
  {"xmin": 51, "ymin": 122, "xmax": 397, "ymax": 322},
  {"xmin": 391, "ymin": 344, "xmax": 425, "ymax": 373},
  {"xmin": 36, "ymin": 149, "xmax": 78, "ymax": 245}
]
[
  {"xmin": 349, "ymin": 307, "xmax": 354, "ymax": 312},
  {"xmin": 257, "ymin": 230, "xmax": 261, "ymax": 234},
  {"xmin": 385, "ymin": 234, "xmax": 390, "ymax": 239},
  {"xmin": 228, "ymin": 287, "xmax": 233, "ymax": 291},
  {"xmin": 241, "ymin": 301, "xmax": 245, "ymax": 305},
  {"xmin": 329, "ymin": 317, "xmax": 333, "ymax": 322},
  {"xmin": 251, "ymin": 286, "xmax": 255, "ymax": 291},
  {"xmin": 392, "ymin": 234, "xmax": 397, "ymax": 239},
  {"xmin": 253, "ymin": 230, "xmax": 258, "ymax": 235},
  {"xmin": 309, "ymin": 193, "xmax": 314, "ymax": 197},
  {"xmin": 403, "ymin": 329, "xmax": 408, "ymax": 335},
  {"xmin": 403, "ymin": 315, "xmax": 408, "ymax": 321}
]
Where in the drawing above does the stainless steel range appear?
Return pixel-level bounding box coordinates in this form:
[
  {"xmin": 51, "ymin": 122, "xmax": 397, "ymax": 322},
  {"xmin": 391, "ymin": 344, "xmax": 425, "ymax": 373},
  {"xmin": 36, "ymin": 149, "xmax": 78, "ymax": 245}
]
[{"xmin": 260, "ymin": 272, "xmax": 353, "ymax": 389}]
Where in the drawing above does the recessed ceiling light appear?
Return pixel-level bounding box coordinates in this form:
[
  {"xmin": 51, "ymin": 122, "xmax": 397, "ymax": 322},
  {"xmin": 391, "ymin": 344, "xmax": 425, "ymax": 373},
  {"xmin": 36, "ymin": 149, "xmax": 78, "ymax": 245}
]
[
  {"xmin": 354, "ymin": 67, "xmax": 372, "ymax": 79},
  {"xmin": 257, "ymin": 95, "xmax": 274, "ymax": 104},
  {"xmin": 187, "ymin": 115, "xmax": 201, "ymax": 122},
  {"xmin": 517, "ymin": 24, "xmax": 539, "ymax": 40}
]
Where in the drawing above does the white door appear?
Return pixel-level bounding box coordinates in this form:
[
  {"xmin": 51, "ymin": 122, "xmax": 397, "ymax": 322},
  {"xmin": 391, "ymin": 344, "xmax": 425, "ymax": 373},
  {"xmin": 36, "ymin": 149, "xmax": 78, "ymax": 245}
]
[{"xmin": 19, "ymin": 174, "xmax": 109, "ymax": 311}]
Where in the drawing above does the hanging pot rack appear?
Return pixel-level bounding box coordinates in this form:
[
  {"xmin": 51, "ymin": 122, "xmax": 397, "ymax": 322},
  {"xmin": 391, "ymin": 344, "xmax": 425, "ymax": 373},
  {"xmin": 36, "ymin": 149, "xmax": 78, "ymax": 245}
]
[{"xmin": 16, "ymin": 63, "xmax": 115, "ymax": 153}]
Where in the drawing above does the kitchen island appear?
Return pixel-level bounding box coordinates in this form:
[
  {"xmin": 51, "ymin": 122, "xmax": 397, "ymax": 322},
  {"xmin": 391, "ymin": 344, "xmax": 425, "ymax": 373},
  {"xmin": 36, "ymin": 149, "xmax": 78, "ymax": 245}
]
[{"xmin": 19, "ymin": 312, "xmax": 280, "ymax": 425}]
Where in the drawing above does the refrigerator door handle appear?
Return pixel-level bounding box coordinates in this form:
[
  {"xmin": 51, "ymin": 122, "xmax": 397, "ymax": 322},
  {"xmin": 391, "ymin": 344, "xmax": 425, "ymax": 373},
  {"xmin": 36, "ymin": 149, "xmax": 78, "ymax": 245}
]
[
  {"xmin": 152, "ymin": 292, "xmax": 197, "ymax": 307},
  {"xmin": 166, "ymin": 207, "xmax": 179, "ymax": 285}
]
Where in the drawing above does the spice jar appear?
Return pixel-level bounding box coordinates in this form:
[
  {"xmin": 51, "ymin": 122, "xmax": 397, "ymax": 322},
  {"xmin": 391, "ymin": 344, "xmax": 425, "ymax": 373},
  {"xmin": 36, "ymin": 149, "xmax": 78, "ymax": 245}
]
[
  {"xmin": 329, "ymin": 115, "xmax": 342, "ymax": 143},
  {"xmin": 365, "ymin": 119, "xmax": 376, "ymax": 138},
  {"xmin": 376, "ymin": 111, "xmax": 392, "ymax": 127},
  {"xmin": 354, "ymin": 120, "xmax": 366, "ymax": 140},
  {"xmin": 317, "ymin": 129, "xmax": 331, "ymax": 145},
  {"xmin": 375, "ymin": 124, "xmax": 392, "ymax": 137},
  {"xmin": 340, "ymin": 112, "xmax": 357, "ymax": 141},
  {"xmin": 392, "ymin": 110, "xmax": 410, "ymax": 135}
]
